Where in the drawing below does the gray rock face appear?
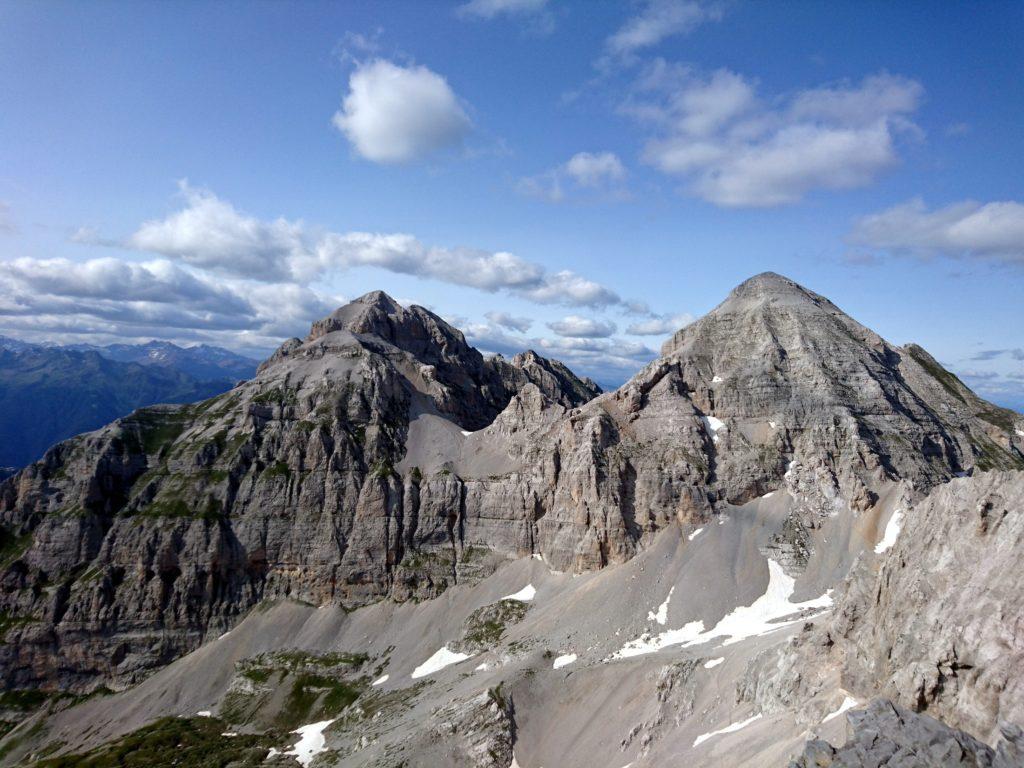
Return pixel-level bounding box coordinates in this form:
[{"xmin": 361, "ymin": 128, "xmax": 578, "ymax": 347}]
[
  {"xmin": 789, "ymin": 699, "xmax": 1024, "ymax": 768},
  {"xmin": 831, "ymin": 471, "xmax": 1024, "ymax": 741},
  {"xmin": 0, "ymin": 274, "xmax": 1020, "ymax": 701}
]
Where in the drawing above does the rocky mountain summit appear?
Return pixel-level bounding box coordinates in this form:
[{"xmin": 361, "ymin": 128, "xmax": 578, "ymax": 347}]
[{"xmin": 0, "ymin": 273, "xmax": 1021, "ymax": 767}]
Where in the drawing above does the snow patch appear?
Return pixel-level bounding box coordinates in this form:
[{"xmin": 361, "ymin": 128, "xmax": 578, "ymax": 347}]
[
  {"xmin": 371, "ymin": 674, "xmax": 389, "ymax": 686},
  {"xmin": 286, "ymin": 719, "xmax": 335, "ymax": 767},
  {"xmin": 692, "ymin": 714, "xmax": 762, "ymax": 747},
  {"xmin": 502, "ymin": 584, "xmax": 536, "ymax": 602},
  {"xmin": 532, "ymin": 553, "xmax": 543, "ymax": 561},
  {"xmin": 711, "ymin": 375, "xmax": 723, "ymax": 383},
  {"xmin": 218, "ymin": 631, "xmax": 231, "ymax": 640},
  {"xmin": 1016, "ymin": 428, "xmax": 1024, "ymax": 438},
  {"xmin": 196, "ymin": 710, "xmax": 211, "ymax": 717},
  {"xmin": 769, "ymin": 420, "xmax": 778, "ymax": 429},
  {"xmin": 610, "ymin": 560, "xmax": 832, "ymax": 659},
  {"xmin": 687, "ymin": 527, "xmax": 704, "ymax": 541},
  {"xmin": 874, "ymin": 509, "xmax": 902, "ymax": 554},
  {"xmin": 552, "ymin": 653, "xmax": 577, "ymax": 669},
  {"xmin": 703, "ymin": 657, "xmax": 724, "ymax": 669},
  {"xmin": 703, "ymin": 415, "xmax": 726, "ymax": 443},
  {"xmin": 647, "ymin": 587, "xmax": 674, "ymax": 625},
  {"xmin": 411, "ymin": 646, "xmax": 473, "ymax": 679},
  {"xmin": 822, "ymin": 696, "xmax": 858, "ymax": 723},
  {"xmin": 762, "ymin": 491, "xmax": 775, "ymax": 499},
  {"xmin": 460, "ymin": 430, "xmax": 474, "ymax": 436}
]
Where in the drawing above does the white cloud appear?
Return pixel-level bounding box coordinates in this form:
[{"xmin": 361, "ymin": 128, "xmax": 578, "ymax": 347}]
[
  {"xmin": 565, "ymin": 152, "xmax": 627, "ymax": 187},
  {"xmin": 849, "ymin": 198, "xmax": 1024, "ymax": 264},
  {"xmin": 314, "ymin": 232, "xmax": 543, "ymax": 291},
  {"xmin": 0, "ymin": 255, "xmax": 337, "ymax": 352},
  {"xmin": 314, "ymin": 233, "xmax": 625, "ymax": 307},
  {"xmin": 485, "ymin": 310, "xmax": 532, "ymax": 333},
  {"xmin": 626, "ymin": 312, "xmax": 694, "ymax": 335},
  {"xmin": 547, "ymin": 315, "xmax": 617, "ymax": 338},
  {"xmin": 40, "ymin": 186, "xmax": 684, "ymax": 375},
  {"xmin": 606, "ymin": 0, "xmax": 722, "ymax": 57},
  {"xmin": 629, "ymin": 69, "xmax": 923, "ymax": 207},
  {"xmin": 333, "ymin": 59, "xmax": 471, "ymax": 164},
  {"xmin": 517, "ymin": 269, "xmax": 622, "ymax": 308},
  {"xmin": 116, "ymin": 186, "xmax": 634, "ymax": 310},
  {"xmin": 128, "ymin": 182, "xmax": 306, "ymax": 280},
  {"xmin": 518, "ymin": 151, "xmax": 627, "ymax": 202}
]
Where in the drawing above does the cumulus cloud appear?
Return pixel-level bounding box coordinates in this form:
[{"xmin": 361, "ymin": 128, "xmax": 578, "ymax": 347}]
[
  {"xmin": 606, "ymin": 0, "xmax": 722, "ymax": 59},
  {"xmin": 34, "ymin": 185, "xmax": 682, "ymax": 378},
  {"xmin": 547, "ymin": 315, "xmax": 617, "ymax": 338},
  {"xmin": 626, "ymin": 311, "xmax": 694, "ymax": 335},
  {"xmin": 128, "ymin": 182, "xmax": 307, "ymax": 280},
  {"xmin": 627, "ymin": 68, "xmax": 923, "ymax": 207},
  {"xmin": 849, "ymin": 198, "xmax": 1024, "ymax": 264},
  {"xmin": 518, "ymin": 151, "xmax": 627, "ymax": 202},
  {"xmin": 565, "ymin": 152, "xmax": 627, "ymax": 187},
  {"xmin": 117, "ymin": 186, "xmax": 633, "ymax": 310},
  {"xmin": 485, "ymin": 310, "xmax": 532, "ymax": 333},
  {"xmin": 333, "ymin": 59, "xmax": 471, "ymax": 164}
]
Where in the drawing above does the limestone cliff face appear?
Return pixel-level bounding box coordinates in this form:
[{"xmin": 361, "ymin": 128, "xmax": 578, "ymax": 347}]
[
  {"xmin": 830, "ymin": 470, "xmax": 1024, "ymax": 742},
  {"xmin": 0, "ymin": 274, "xmax": 1020, "ymax": 695}
]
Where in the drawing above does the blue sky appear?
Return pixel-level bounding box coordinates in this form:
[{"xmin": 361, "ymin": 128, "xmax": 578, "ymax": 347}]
[{"xmin": 1, "ymin": 1, "xmax": 1022, "ymax": 406}]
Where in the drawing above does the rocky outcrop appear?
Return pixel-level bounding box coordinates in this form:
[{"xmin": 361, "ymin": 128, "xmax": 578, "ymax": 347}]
[
  {"xmin": 831, "ymin": 471, "xmax": 1024, "ymax": 742},
  {"xmin": 789, "ymin": 699, "xmax": 1024, "ymax": 768},
  {"xmin": 0, "ymin": 274, "xmax": 1020, "ymax": 699},
  {"xmin": 743, "ymin": 469, "xmax": 1024, "ymax": 759}
]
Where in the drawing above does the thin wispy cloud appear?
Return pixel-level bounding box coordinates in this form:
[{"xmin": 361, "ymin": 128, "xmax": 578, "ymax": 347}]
[
  {"xmin": 605, "ymin": 0, "xmax": 723, "ymax": 61},
  {"xmin": 518, "ymin": 151, "xmax": 628, "ymax": 202},
  {"xmin": 456, "ymin": 0, "xmax": 554, "ymax": 32},
  {"xmin": 970, "ymin": 349, "xmax": 1024, "ymax": 362}
]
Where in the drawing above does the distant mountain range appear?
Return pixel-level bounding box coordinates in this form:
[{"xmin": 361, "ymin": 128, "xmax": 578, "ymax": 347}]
[{"xmin": 0, "ymin": 337, "xmax": 257, "ymax": 468}]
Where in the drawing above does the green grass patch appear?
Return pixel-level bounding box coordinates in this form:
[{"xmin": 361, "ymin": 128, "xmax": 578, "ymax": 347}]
[
  {"xmin": 250, "ymin": 387, "xmax": 298, "ymax": 407},
  {"xmin": 261, "ymin": 461, "xmax": 291, "ymax": 480},
  {"xmin": 0, "ymin": 527, "xmax": 32, "ymax": 568},
  {"xmin": 33, "ymin": 715, "xmax": 280, "ymax": 768},
  {"xmin": 460, "ymin": 599, "xmax": 529, "ymax": 649}
]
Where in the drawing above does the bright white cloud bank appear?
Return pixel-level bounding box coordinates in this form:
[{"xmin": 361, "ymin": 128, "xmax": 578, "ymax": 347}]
[
  {"xmin": 3, "ymin": 183, "xmax": 682, "ymax": 377},
  {"xmin": 627, "ymin": 68, "xmax": 923, "ymax": 207},
  {"xmin": 333, "ymin": 59, "xmax": 471, "ymax": 164}
]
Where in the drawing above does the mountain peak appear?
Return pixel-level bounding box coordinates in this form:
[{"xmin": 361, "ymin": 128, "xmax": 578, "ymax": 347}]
[{"xmin": 725, "ymin": 271, "xmax": 830, "ymax": 307}]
